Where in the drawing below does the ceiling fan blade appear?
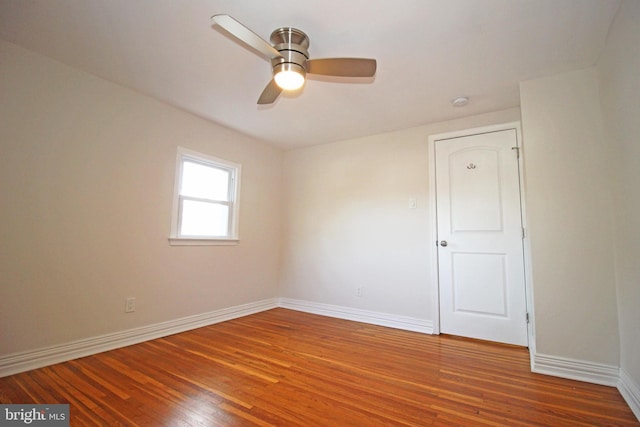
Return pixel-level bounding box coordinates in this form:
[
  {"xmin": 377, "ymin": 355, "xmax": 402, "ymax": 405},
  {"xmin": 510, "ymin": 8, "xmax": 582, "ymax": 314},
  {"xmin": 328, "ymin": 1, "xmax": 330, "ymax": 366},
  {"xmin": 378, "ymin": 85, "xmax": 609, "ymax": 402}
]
[
  {"xmin": 257, "ymin": 79, "xmax": 282, "ymax": 105},
  {"xmin": 211, "ymin": 14, "xmax": 282, "ymax": 60},
  {"xmin": 306, "ymin": 58, "xmax": 377, "ymax": 77}
]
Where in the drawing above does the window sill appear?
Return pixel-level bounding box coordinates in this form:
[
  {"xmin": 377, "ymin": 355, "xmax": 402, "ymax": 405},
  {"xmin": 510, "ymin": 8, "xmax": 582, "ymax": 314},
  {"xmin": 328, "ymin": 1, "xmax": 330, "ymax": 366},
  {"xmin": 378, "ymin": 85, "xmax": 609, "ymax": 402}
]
[{"xmin": 168, "ymin": 237, "xmax": 239, "ymax": 246}]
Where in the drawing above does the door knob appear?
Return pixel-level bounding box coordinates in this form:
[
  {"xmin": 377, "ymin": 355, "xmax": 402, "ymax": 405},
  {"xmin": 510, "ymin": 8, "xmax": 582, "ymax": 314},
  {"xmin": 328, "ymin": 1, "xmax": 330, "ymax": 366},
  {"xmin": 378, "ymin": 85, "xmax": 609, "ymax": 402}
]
[{"xmin": 440, "ymin": 240, "xmax": 448, "ymax": 247}]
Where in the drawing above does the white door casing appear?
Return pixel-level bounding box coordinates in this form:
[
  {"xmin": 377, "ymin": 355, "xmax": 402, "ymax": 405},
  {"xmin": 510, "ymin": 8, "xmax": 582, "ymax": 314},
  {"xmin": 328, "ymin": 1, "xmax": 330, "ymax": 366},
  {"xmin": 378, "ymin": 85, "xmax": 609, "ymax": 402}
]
[{"xmin": 433, "ymin": 127, "xmax": 528, "ymax": 346}]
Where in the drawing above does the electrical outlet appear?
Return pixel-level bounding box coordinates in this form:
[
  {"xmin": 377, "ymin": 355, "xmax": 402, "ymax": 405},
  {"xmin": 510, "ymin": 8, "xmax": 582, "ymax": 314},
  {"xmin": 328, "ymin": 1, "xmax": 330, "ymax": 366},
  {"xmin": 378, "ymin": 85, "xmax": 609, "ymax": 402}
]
[
  {"xmin": 125, "ymin": 297, "xmax": 136, "ymax": 313},
  {"xmin": 356, "ymin": 287, "xmax": 364, "ymax": 297}
]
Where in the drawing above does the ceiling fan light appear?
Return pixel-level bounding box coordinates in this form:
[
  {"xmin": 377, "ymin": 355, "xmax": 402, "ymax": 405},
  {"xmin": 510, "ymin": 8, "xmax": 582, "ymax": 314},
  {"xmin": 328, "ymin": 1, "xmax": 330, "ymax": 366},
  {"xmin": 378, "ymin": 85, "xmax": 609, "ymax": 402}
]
[{"xmin": 274, "ymin": 63, "xmax": 306, "ymax": 91}]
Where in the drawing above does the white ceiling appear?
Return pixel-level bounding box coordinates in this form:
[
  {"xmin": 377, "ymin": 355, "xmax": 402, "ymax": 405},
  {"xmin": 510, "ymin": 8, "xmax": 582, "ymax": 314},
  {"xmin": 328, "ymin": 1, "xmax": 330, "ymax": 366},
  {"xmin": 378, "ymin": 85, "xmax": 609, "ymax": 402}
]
[{"xmin": 0, "ymin": 0, "xmax": 620, "ymax": 149}]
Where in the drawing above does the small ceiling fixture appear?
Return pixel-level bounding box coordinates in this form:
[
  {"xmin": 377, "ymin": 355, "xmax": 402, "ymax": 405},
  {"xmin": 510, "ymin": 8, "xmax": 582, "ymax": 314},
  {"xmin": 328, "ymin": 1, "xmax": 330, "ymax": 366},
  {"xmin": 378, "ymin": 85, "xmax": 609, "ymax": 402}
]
[{"xmin": 452, "ymin": 96, "xmax": 469, "ymax": 107}]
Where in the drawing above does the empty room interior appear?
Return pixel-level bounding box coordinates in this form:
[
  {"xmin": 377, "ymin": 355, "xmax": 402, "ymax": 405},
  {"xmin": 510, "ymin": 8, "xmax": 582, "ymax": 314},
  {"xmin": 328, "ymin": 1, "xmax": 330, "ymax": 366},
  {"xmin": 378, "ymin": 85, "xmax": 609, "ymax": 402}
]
[{"xmin": 1, "ymin": 0, "xmax": 639, "ymax": 425}]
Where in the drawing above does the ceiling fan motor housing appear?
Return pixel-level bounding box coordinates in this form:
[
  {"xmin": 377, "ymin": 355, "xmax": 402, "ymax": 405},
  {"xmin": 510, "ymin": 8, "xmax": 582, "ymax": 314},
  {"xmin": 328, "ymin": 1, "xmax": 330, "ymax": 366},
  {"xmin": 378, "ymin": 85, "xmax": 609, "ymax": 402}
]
[{"xmin": 269, "ymin": 27, "xmax": 310, "ymax": 76}]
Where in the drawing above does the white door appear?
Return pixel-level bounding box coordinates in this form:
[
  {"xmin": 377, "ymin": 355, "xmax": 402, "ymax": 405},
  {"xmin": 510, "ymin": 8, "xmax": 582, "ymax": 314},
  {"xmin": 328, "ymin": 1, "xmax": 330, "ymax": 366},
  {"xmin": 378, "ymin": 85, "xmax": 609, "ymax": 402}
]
[{"xmin": 435, "ymin": 128, "xmax": 528, "ymax": 346}]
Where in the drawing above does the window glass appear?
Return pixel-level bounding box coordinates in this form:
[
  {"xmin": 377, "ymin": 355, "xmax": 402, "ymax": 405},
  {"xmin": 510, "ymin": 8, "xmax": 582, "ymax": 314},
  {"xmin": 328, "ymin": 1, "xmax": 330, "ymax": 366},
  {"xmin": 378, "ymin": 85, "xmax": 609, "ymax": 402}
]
[
  {"xmin": 181, "ymin": 161, "xmax": 230, "ymax": 201},
  {"xmin": 180, "ymin": 200, "xmax": 229, "ymax": 237}
]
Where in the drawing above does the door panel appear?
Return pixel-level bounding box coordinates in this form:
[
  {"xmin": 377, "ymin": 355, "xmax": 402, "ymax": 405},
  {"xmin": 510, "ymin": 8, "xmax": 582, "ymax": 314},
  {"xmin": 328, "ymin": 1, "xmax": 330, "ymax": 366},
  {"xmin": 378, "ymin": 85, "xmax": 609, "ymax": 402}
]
[
  {"xmin": 452, "ymin": 252, "xmax": 507, "ymax": 316},
  {"xmin": 450, "ymin": 148, "xmax": 503, "ymax": 232},
  {"xmin": 436, "ymin": 129, "xmax": 527, "ymax": 346}
]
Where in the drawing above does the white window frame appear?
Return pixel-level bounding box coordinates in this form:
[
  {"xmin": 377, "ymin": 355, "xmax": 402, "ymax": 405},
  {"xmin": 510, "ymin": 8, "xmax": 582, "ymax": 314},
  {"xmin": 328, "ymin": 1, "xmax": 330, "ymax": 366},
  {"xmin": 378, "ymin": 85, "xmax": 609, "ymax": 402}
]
[{"xmin": 169, "ymin": 147, "xmax": 241, "ymax": 246}]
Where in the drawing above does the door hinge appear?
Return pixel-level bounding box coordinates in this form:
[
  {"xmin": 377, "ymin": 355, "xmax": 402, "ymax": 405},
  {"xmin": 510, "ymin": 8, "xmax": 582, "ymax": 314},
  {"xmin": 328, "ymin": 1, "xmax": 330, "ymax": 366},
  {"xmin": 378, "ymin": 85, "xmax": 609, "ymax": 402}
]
[
  {"xmin": 522, "ymin": 227, "xmax": 525, "ymax": 239},
  {"xmin": 526, "ymin": 312, "xmax": 530, "ymax": 323},
  {"xmin": 512, "ymin": 146, "xmax": 520, "ymax": 158}
]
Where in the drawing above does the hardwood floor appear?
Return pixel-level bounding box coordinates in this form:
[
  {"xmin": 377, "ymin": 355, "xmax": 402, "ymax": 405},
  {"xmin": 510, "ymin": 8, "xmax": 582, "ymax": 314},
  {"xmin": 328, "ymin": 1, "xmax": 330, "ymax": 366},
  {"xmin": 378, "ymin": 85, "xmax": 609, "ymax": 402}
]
[{"xmin": 1, "ymin": 308, "xmax": 637, "ymax": 426}]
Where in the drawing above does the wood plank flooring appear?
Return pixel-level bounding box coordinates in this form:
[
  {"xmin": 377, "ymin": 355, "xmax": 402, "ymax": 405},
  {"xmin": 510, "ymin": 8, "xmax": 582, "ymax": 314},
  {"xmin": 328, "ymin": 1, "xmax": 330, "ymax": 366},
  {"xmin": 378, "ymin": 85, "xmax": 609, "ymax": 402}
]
[{"xmin": 1, "ymin": 308, "xmax": 637, "ymax": 426}]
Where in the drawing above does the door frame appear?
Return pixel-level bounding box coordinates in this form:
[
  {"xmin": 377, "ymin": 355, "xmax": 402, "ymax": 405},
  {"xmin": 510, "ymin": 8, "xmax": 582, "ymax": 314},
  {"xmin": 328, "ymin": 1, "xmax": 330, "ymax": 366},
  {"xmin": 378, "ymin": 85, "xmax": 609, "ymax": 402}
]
[{"xmin": 427, "ymin": 122, "xmax": 536, "ymax": 357}]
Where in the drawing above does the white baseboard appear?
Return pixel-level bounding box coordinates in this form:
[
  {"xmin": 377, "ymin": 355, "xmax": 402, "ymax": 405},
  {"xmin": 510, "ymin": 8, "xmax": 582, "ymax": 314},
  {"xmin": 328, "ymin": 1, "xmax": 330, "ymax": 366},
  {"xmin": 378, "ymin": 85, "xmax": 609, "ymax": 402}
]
[
  {"xmin": 278, "ymin": 298, "xmax": 433, "ymax": 334},
  {"xmin": 0, "ymin": 298, "xmax": 278, "ymax": 378},
  {"xmin": 532, "ymin": 352, "xmax": 620, "ymax": 386},
  {"xmin": 619, "ymin": 369, "xmax": 640, "ymax": 420}
]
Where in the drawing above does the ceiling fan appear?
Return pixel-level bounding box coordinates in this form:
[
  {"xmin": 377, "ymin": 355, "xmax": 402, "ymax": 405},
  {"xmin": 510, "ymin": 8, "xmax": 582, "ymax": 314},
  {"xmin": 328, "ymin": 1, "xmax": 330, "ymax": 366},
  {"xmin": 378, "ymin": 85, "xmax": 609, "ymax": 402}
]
[{"xmin": 211, "ymin": 14, "xmax": 377, "ymax": 105}]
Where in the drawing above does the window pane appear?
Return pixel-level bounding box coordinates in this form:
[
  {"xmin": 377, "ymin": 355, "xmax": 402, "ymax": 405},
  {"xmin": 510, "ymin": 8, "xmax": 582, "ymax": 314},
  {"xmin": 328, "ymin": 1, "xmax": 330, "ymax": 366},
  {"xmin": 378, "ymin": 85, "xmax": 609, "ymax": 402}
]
[
  {"xmin": 181, "ymin": 161, "xmax": 230, "ymax": 201},
  {"xmin": 180, "ymin": 199, "xmax": 229, "ymax": 237}
]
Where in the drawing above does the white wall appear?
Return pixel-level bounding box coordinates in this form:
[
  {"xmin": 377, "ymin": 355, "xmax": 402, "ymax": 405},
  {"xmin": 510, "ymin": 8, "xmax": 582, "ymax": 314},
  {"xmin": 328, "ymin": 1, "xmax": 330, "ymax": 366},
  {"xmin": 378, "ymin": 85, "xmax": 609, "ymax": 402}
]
[
  {"xmin": 597, "ymin": 0, "xmax": 640, "ymax": 394},
  {"xmin": 0, "ymin": 41, "xmax": 283, "ymax": 356},
  {"xmin": 280, "ymin": 108, "xmax": 521, "ymax": 322},
  {"xmin": 519, "ymin": 68, "xmax": 620, "ymax": 366}
]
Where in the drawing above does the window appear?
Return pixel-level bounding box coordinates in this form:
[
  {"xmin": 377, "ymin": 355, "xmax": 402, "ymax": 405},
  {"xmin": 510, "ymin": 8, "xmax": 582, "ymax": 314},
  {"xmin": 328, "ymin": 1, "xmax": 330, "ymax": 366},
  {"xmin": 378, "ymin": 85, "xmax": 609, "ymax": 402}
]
[{"xmin": 169, "ymin": 147, "xmax": 241, "ymax": 245}]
